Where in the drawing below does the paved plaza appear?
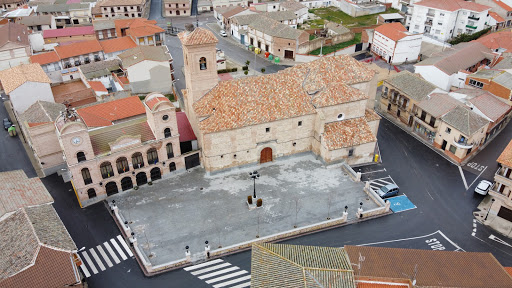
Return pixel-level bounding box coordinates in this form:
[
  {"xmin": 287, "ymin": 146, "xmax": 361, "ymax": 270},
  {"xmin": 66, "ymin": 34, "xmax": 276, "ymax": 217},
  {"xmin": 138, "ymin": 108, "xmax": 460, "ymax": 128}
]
[{"xmin": 110, "ymin": 153, "xmax": 378, "ymax": 266}]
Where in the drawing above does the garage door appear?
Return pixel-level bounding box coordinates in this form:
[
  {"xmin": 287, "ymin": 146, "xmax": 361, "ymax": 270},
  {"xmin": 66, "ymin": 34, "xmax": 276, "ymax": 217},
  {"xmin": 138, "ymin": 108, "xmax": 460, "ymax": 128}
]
[{"xmin": 185, "ymin": 153, "xmax": 200, "ymax": 170}]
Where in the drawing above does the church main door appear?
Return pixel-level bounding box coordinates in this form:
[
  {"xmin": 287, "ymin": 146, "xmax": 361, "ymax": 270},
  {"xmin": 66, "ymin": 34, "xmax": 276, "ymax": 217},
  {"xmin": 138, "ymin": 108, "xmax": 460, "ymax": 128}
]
[{"xmin": 260, "ymin": 147, "xmax": 272, "ymax": 164}]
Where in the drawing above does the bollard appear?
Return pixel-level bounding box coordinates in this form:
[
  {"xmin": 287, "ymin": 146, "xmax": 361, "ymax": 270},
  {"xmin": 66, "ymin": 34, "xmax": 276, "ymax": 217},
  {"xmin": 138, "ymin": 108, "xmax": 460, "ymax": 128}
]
[
  {"xmin": 205, "ymin": 241, "xmax": 210, "ymax": 259},
  {"xmin": 185, "ymin": 246, "xmax": 191, "ymax": 262},
  {"xmin": 357, "ymin": 207, "xmax": 363, "ymax": 219}
]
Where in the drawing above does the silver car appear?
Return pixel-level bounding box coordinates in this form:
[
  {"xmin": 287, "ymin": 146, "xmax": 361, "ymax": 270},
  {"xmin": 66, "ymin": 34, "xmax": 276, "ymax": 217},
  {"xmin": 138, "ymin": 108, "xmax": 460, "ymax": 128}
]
[{"xmin": 377, "ymin": 184, "xmax": 399, "ymax": 199}]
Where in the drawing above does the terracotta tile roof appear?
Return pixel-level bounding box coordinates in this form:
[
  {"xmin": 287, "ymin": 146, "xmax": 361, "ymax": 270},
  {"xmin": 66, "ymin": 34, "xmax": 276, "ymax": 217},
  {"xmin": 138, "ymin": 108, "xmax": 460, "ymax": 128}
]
[
  {"xmin": 194, "ymin": 55, "xmax": 375, "ymax": 134},
  {"xmin": 177, "ymin": 111, "xmax": 197, "ymax": 142},
  {"xmin": 222, "ymin": 6, "xmax": 247, "ymax": 18},
  {"xmin": 442, "ymin": 105, "xmax": 489, "ymax": 136},
  {"xmin": 323, "ymin": 117, "xmax": 376, "ymax": 150},
  {"xmin": 51, "ymin": 80, "xmax": 96, "ymax": 108},
  {"xmin": 498, "ymin": 139, "xmax": 512, "ymax": 167},
  {"xmin": 178, "ymin": 27, "xmax": 218, "ymax": 46},
  {"xmin": 415, "ymin": 0, "xmax": 490, "ymax": 12},
  {"xmin": 417, "ymin": 93, "xmax": 460, "ymax": 118},
  {"xmin": 77, "ymin": 96, "xmax": 146, "ymax": 127},
  {"xmin": 384, "ymin": 71, "xmax": 437, "ymax": 102},
  {"xmin": 489, "ymin": 11, "xmax": 505, "ymax": 23},
  {"xmin": 20, "ymin": 101, "xmax": 66, "ymax": 127},
  {"xmin": 0, "ymin": 22, "xmax": 29, "ymax": 48},
  {"xmin": 248, "ymin": 17, "xmax": 306, "ymax": 40},
  {"xmin": 0, "ymin": 63, "xmax": 51, "ymax": 94},
  {"xmin": 504, "ymin": 267, "xmax": 512, "ymax": 277},
  {"xmin": 29, "ymin": 51, "xmax": 60, "ymax": 65},
  {"xmin": 0, "ymin": 244, "xmax": 78, "ymax": 287},
  {"xmin": 494, "ymin": 0, "xmax": 512, "ymax": 12},
  {"xmin": 88, "ymin": 80, "xmax": 108, "ymax": 92},
  {"xmin": 54, "ymin": 39, "xmax": 103, "ymax": 59},
  {"xmin": 145, "ymin": 95, "xmax": 170, "ymax": 110},
  {"xmin": 469, "ymin": 92, "xmax": 511, "ymax": 123},
  {"xmin": 475, "ymin": 30, "xmax": 512, "ymax": 52},
  {"xmin": 124, "ymin": 18, "xmax": 164, "ymax": 38},
  {"xmin": 375, "ymin": 22, "xmax": 410, "ymax": 42},
  {"xmin": 365, "ymin": 108, "xmax": 381, "ymax": 122},
  {"xmin": 118, "ymin": 45, "xmax": 172, "ymax": 67},
  {"xmin": 89, "ymin": 117, "xmax": 156, "ymax": 155},
  {"xmin": 43, "ymin": 26, "xmax": 94, "ymax": 38},
  {"xmin": 100, "ymin": 36, "xmax": 137, "ymax": 53},
  {"xmin": 345, "ymin": 245, "xmax": 512, "ymax": 288}
]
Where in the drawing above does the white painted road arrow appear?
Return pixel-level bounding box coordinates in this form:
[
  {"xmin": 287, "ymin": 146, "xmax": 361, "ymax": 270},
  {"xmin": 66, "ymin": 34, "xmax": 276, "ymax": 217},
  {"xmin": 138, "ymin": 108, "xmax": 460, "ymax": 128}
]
[{"xmin": 489, "ymin": 234, "xmax": 512, "ymax": 248}]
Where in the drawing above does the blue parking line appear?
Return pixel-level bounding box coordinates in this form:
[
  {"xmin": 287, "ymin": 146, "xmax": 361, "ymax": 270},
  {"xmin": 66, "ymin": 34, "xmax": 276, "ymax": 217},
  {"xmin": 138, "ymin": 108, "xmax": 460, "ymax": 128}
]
[{"xmin": 386, "ymin": 194, "xmax": 416, "ymax": 213}]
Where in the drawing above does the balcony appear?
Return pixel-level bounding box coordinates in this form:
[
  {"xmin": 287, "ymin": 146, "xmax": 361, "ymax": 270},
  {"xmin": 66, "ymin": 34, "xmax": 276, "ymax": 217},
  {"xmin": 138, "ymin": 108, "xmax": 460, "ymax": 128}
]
[
  {"xmin": 495, "ymin": 167, "xmax": 512, "ymax": 187},
  {"xmin": 413, "ymin": 115, "xmax": 437, "ymax": 131},
  {"xmin": 468, "ymin": 15, "xmax": 480, "ymax": 21},
  {"xmin": 425, "ymin": 20, "xmax": 433, "ymax": 26},
  {"xmin": 466, "ymin": 25, "xmax": 477, "ymax": 29},
  {"xmin": 427, "ymin": 11, "xmax": 435, "ymax": 17},
  {"xmin": 452, "ymin": 137, "xmax": 474, "ymax": 149}
]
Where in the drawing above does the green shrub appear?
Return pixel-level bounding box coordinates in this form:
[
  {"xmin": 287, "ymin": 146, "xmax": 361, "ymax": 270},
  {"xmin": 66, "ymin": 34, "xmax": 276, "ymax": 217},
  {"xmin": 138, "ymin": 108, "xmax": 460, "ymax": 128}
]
[
  {"xmin": 242, "ymin": 66, "xmax": 248, "ymax": 71},
  {"xmin": 448, "ymin": 28, "xmax": 491, "ymax": 45},
  {"xmin": 244, "ymin": 70, "xmax": 249, "ymax": 75}
]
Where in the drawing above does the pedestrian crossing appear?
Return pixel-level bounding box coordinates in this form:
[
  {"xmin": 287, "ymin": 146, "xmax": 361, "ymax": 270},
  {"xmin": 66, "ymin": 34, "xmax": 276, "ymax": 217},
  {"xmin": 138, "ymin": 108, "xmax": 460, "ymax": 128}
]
[
  {"xmin": 184, "ymin": 259, "xmax": 251, "ymax": 287},
  {"xmin": 78, "ymin": 234, "xmax": 133, "ymax": 278}
]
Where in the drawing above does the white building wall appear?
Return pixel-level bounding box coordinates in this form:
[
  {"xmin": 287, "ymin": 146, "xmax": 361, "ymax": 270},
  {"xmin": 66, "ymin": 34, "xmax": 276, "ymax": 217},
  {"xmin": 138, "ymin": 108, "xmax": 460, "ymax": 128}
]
[
  {"xmin": 414, "ymin": 65, "xmax": 451, "ymax": 90},
  {"xmin": 9, "ymin": 82, "xmax": 54, "ymax": 113},
  {"xmin": 392, "ymin": 34, "xmax": 422, "ymax": 64}
]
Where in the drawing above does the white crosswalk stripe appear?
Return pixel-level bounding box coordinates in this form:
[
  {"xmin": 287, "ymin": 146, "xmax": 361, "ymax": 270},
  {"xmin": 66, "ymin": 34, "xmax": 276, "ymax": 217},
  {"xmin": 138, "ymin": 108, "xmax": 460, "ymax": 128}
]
[
  {"xmin": 81, "ymin": 251, "xmax": 98, "ymax": 274},
  {"xmin": 212, "ymin": 275, "xmax": 251, "ymax": 288},
  {"xmin": 205, "ymin": 270, "xmax": 248, "ymax": 284},
  {"xmin": 111, "ymin": 238, "xmax": 127, "ymax": 260},
  {"xmin": 184, "ymin": 259, "xmax": 251, "ymax": 287},
  {"xmin": 184, "ymin": 259, "xmax": 224, "ymax": 271},
  {"xmin": 117, "ymin": 235, "xmax": 134, "ymax": 257},
  {"xmin": 97, "ymin": 245, "xmax": 113, "ymax": 267},
  {"xmin": 104, "ymin": 242, "xmax": 121, "ymax": 264},
  {"xmin": 191, "ymin": 263, "xmax": 232, "ymax": 275},
  {"xmin": 89, "ymin": 248, "xmax": 106, "ymax": 271},
  {"xmin": 78, "ymin": 235, "xmax": 132, "ymax": 278}
]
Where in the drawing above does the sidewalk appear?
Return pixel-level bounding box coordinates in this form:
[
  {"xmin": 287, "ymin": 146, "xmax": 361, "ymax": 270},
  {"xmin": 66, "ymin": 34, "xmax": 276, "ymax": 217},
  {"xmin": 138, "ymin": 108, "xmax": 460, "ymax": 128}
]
[
  {"xmin": 474, "ymin": 195, "xmax": 512, "ymax": 238},
  {"xmin": 108, "ymin": 153, "xmax": 387, "ymax": 274}
]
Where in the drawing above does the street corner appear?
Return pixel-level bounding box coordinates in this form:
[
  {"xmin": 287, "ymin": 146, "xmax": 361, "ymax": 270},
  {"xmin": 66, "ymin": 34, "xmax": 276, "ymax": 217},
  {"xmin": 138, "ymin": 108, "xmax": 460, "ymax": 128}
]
[{"xmin": 360, "ymin": 230, "xmax": 464, "ymax": 252}]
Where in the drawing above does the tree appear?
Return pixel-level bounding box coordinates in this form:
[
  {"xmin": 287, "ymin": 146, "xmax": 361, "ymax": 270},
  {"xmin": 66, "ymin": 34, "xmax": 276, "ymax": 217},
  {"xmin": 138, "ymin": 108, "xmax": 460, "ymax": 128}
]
[
  {"xmin": 261, "ymin": 68, "xmax": 266, "ymax": 74},
  {"xmin": 245, "ymin": 60, "xmax": 251, "ymax": 66},
  {"xmin": 244, "ymin": 70, "xmax": 249, "ymax": 75}
]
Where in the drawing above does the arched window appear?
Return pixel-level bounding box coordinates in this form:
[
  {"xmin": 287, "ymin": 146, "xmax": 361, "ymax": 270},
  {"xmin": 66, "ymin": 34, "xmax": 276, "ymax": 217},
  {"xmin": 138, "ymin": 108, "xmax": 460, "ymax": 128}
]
[
  {"xmin": 199, "ymin": 57, "xmax": 207, "ymax": 70},
  {"xmin": 100, "ymin": 162, "xmax": 114, "ymax": 179},
  {"xmin": 82, "ymin": 168, "xmax": 92, "ymax": 185},
  {"xmin": 169, "ymin": 162, "xmax": 176, "ymax": 172},
  {"xmin": 132, "ymin": 152, "xmax": 144, "ymax": 169},
  {"xmin": 164, "ymin": 128, "xmax": 171, "ymax": 138},
  {"xmin": 147, "ymin": 148, "xmax": 159, "ymax": 165},
  {"xmin": 166, "ymin": 143, "xmax": 174, "ymax": 159},
  {"xmin": 77, "ymin": 152, "xmax": 86, "ymax": 162},
  {"xmin": 87, "ymin": 188, "xmax": 96, "ymax": 199},
  {"xmin": 116, "ymin": 157, "xmax": 129, "ymax": 174}
]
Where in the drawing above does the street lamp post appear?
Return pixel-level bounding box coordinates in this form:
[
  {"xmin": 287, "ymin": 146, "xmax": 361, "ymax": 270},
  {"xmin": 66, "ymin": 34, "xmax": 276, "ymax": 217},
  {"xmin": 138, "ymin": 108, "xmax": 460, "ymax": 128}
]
[
  {"xmin": 485, "ymin": 198, "xmax": 496, "ymax": 221},
  {"xmin": 249, "ymin": 171, "xmax": 260, "ymax": 199}
]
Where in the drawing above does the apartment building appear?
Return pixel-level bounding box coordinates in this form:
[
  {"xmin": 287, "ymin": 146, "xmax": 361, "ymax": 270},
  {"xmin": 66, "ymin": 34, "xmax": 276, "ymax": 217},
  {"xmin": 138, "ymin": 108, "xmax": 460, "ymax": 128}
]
[
  {"xmin": 95, "ymin": 0, "xmax": 148, "ymax": 18},
  {"xmin": 35, "ymin": 3, "xmax": 92, "ymax": 28},
  {"xmin": 0, "ymin": 0, "xmax": 28, "ymax": 11},
  {"xmin": 163, "ymin": 0, "xmax": 191, "ymax": 16},
  {"xmin": 371, "ymin": 22, "xmax": 422, "ymax": 64},
  {"xmin": 407, "ymin": 0, "xmax": 491, "ymax": 41},
  {"xmin": 491, "ymin": 140, "xmax": 512, "ymax": 224}
]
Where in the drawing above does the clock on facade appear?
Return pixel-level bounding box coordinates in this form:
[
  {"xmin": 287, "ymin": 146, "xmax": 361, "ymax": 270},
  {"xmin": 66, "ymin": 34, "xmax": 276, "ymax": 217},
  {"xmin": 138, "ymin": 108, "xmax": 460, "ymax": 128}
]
[{"xmin": 71, "ymin": 137, "xmax": 82, "ymax": 145}]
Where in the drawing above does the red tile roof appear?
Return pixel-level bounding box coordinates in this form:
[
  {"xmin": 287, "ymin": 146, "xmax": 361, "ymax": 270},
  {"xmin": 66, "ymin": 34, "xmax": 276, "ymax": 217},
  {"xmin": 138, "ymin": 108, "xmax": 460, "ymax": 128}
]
[
  {"xmin": 51, "ymin": 80, "xmax": 96, "ymax": 108},
  {"xmin": 469, "ymin": 91, "xmax": 511, "ymax": 122},
  {"xmin": 77, "ymin": 96, "xmax": 146, "ymax": 127},
  {"xmin": 100, "ymin": 36, "xmax": 137, "ymax": 53},
  {"xmin": 497, "ymin": 139, "xmax": 512, "ymax": 167},
  {"xmin": 504, "ymin": 267, "xmax": 512, "ymax": 277},
  {"xmin": 375, "ymin": 22, "xmax": 410, "ymax": 42},
  {"xmin": 475, "ymin": 30, "xmax": 512, "ymax": 51},
  {"xmin": 145, "ymin": 96, "xmax": 169, "ymax": 110},
  {"xmin": 43, "ymin": 26, "xmax": 94, "ymax": 38},
  {"xmin": 489, "ymin": 11, "xmax": 505, "ymax": 23},
  {"xmin": 54, "ymin": 40, "xmax": 103, "ymax": 59},
  {"xmin": 178, "ymin": 27, "xmax": 218, "ymax": 46},
  {"xmin": 494, "ymin": 0, "xmax": 512, "ymax": 12},
  {"xmin": 415, "ymin": 0, "xmax": 490, "ymax": 12},
  {"xmin": 323, "ymin": 117, "xmax": 377, "ymax": 150},
  {"xmin": 88, "ymin": 81, "xmax": 107, "ymax": 92},
  {"xmin": 29, "ymin": 51, "xmax": 60, "ymax": 65},
  {"xmin": 126, "ymin": 18, "xmax": 164, "ymax": 38},
  {"xmin": 177, "ymin": 111, "xmax": 196, "ymax": 142}
]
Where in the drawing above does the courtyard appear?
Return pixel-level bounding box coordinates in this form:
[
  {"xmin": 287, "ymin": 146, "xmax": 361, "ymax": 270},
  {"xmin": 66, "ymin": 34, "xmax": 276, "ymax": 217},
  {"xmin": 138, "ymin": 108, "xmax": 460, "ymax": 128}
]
[{"xmin": 109, "ymin": 153, "xmax": 379, "ymax": 267}]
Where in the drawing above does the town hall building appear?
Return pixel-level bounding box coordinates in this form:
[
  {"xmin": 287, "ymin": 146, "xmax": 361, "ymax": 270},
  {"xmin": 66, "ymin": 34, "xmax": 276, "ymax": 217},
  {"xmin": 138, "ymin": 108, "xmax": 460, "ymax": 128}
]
[{"xmin": 178, "ymin": 25, "xmax": 381, "ymax": 172}]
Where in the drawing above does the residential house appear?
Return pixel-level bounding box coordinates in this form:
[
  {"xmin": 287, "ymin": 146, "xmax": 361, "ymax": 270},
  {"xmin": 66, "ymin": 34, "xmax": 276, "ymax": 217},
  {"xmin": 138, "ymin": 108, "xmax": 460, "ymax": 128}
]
[
  {"xmin": 179, "ymin": 26, "xmax": 380, "ymax": 172},
  {"xmin": 230, "ymin": 13, "xmax": 260, "ymax": 43},
  {"xmin": 212, "ymin": 0, "xmax": 248, "ymax": 9},
  {"xmin": 380, "ymin": 70, "xmax": 438, "ymax": 128},
  {"xmin": 43, "ymin": 26, "xmax": 96, "ymax": 44},
  {"xmin": 55, "ymin": 94, "xmax": 198, "ymax": 207},
  {"xmin": 475, "ymin": 30, "xmax": 512, "ymax": 53},
  {"xmin": 250, "ymin": 1, "xmax": 281, "ymax": 12},
  {"xmin": 0, "ymin": 22, "xmax": 31, "ymax": 71},
  {"xmin": 29, "ymin": 51, "xmax": 62, "ymax": 72},
  {"xmin": 94, "ymin": 0, "xmax": 148, "ymax": 19},
  {"xmin": 490, "ymin": 139, "xmax": 512, "ymax": 224},
  {"xmin": 93, "ymin": 19, "xmax": 117, "ymax": 40},
  {"xmin": 0, "ymin": 0, "xmax": 29, "ymax": 11},
  {"xmin": 87, "ymin": 80, "xmax": 109, "ymax": 97},
  {"xmin": 54, "ymin": 39, "xmax": 105, "ymax": 68},
  {"xmin": 465, "ymin": 69, "xmax": 512, "ymax": 104},
  {"xmin": 407, "ymin": 0, "xmax": 491, "ymax": 41},
  {"xmin": 35, "ymin": 4, "xmax": 91, "ymax": 28},
  {"xmin": 114, "ymin": 18, "xmax": 165, "ymax": 46},
  {"xmin": 51, "ymin": 78, "xmax": 97, "ymax": 107},
  {"xmin": 298, "ymin": 0, "xmax": 332, "ymax": 9},
  {"xmin": 100, "ymin": 36, "xmax": 137, "ymax": 59},
  {"xmin": 18, "ymin": 15, "xmax": 56, "ymax": 31},
  {"xmin": 117, "ymin": 45, "xmax": 174, "ymax": 94},
  {"xmin": 414, "ymin": 41, "xmax": 495, "ymax": 91},
  {"xmin": 371, "ymin": 22, "xmax": 422, "ymax": 64},
  {"xmin": 214, "ymin": 6, "xmax": 254, "ymax": 30},
  {"xmin": 0, "ymin": 63, "xmax": 53, "ymax": 113},
  {"xmin": 20, "ymin": 101, "xmax": 67, "ymax": 175},
  {"xmin": 475, "ymin": 0, "xmax": 512, "ymax": 28},
  {"xmin": 78, "ymin": 58, "xmax": 123, "ymax": 91},
  {"xmin": 163, "ymin": 0, "xmax": 191, "ymax": 16},
  {"xmin": 279, "ymin": 1, "xmax": 308, "ymax": 24},
  {"xmin": 198, "ymin": 0, "xmax": 213, "ymax": 12},
  {"xmin": 261, "ymin": 11, "xmax": 300, "ymax": 28},
  {"xmin": 488, "ymin": 11, "xmax": 506, "ymax": 31},
  {"xmin": 246, "ymin": 17, "xmax": 309, "ymax": 59},
  {"xmin": 0, "ymin": 170, "xmax": 82, "ymax": 288}
]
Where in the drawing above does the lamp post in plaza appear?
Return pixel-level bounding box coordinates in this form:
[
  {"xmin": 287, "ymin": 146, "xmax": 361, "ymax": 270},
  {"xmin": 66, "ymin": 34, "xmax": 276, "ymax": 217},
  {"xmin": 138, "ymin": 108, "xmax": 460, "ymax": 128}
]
[{"xmin": 249, "ymin": 171, "xmax": 260, "ymax": 199}]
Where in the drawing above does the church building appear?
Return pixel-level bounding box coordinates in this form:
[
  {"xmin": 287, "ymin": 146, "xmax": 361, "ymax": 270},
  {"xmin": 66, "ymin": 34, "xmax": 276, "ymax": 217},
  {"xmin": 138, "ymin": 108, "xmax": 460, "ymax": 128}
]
[{"xmin": 178, "ymin": 25, "xmax": 381, "ymax": 172}]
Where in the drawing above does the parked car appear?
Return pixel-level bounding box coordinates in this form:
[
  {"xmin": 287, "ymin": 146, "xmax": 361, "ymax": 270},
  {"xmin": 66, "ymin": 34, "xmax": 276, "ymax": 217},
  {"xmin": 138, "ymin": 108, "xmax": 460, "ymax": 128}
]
[
  {"xmin": 219, "ymin": 30, "xmax": 228, "ymax": 37},
  {"xmin": 3, "ymin": 118, "xmax": 12, "ymax": 130},
  {"xmin": 377, "ymin": 184, "xmax": 399, "ymax": 199},
  {"xmin": 474, "ymin": 180, "xmax": 493, "ymax": 195}
]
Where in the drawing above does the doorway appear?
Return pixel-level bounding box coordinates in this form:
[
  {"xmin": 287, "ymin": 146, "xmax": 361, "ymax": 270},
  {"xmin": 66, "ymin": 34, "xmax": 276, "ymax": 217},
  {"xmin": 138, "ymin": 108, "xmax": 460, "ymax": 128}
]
[
  {"xmin": 185, "ymin": 153, "xmax": 200, "ymax": 169},
  {"xmin": 121, "ymin": 177, "xmax": 133, "ymax": 191},
  {"xmin": 441, "ymin": 140, "xmax": 447, "ymax": 150},
  {"xmin": 105, "ymin": 182, "xmax": 118, "ymax": 196},
  {"xmin": 284, "ymin": 50, "xmax": 294, "ymax": 59},
  {"xmin": 136, "ymin": 172, "xmax": 148, "ymax": 186},
  {"xmin": 260, "ymin": 147, "xmax": 272, "ymax": 164},
  {"xmin": 150, "ymin": 167, "xmax": 162, "ymax": 181}
]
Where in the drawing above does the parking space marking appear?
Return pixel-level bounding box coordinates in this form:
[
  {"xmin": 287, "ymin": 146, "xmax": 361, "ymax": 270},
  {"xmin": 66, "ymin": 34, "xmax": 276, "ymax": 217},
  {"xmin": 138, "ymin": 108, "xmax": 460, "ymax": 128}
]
[
  {"xmin": 458, "ymin": 166, "xmax": 469, "ymax": 190},
  {"xmin": 366, "ymin": 176, "xmax": 396, "ymax": 194}
]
